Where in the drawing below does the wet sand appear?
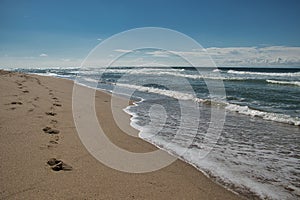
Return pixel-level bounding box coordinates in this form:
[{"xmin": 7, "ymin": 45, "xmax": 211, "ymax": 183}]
[{"xmin": 0, "ymin": 70, "xmax": 242, "ymax": 199}]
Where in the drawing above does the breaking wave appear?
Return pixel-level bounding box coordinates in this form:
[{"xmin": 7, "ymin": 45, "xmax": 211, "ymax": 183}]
[
  {"xmin": 115, "ymin": 83, "xmax": 300, "ymax": 126},
  {"xmin": 228, "ymin": 70, "xmax": 300, "ymax": 77},
  {"xmin": 266, "ymin": 79, "xmax": 300, "ymax": 87}
]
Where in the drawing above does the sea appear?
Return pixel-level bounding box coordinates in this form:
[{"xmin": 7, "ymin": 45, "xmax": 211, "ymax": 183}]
[{"xmin": 8, "ymin": 66, "xmax": 300, "ymax": 199}]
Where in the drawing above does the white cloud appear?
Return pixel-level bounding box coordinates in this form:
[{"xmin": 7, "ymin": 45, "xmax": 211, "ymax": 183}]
[
  {"xmin": 161, "ymin": 46, "xmax": 300, "ymax": 66},
  {"xmin": 111, "ymin": 46, "xmax": 300, "ymax": 67},
  {"xmin": 39, "ymin": 53, "xmax": 48, "ymax": 57},
  {"xmin": 205, "ymin": 46, "xmax": 300, "ymax": 66},
  {"xmin": 170, "ymin": 50, "xmax": 207, "ymax": 57},
  {"xmin": 114, "ymin": 49, "xmax": 133, "ymax": 53},
  {"xmin": 145, "ymin": 50, "xmax": 171, "ymax": 57}
]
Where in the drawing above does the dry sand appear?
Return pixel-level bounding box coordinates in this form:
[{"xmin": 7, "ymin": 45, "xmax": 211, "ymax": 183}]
[{"xmin": 0, "ymin": 70, "xmax": 242, "ymax": 199}]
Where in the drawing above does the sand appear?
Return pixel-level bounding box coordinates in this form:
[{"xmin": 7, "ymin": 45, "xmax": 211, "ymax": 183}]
[{"xmin": 0, "ymin": 70, "xmax": 242, "ymax": 199}]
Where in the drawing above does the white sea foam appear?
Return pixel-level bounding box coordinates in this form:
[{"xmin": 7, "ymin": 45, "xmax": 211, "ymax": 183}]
[
  {"xmin": 228, "ymin": 70, "xmax": 300, "ymax": 77},
  {"xmin": 31, "ymin": 72, "xmax": 59, "ymax": 77},
  {"xmin": 124, "ymin": 70, "xmax": 246, "ymax": 81},
  {"xmin": 115, "ymin": 83, "xmax": 196, "ymax": 100},
  {"xmin": 125, "ymin": 102, "xmax": 294, "ymax": 199},
  {"xmin": 75, "ymin": 68, "xmax": 247, "ymax": 81},
  {"xmin": 163, "ymin": 147, "xmax": 287, "ymax": 200},
  {"xmin": 266, "ymin": 79, "xmax": 300, "ymax": 87},
  {"xmin": 225, "ymin": 103, "xmax": 300, "ymax": 126},
  {"xmin": 213, "ymin": 69, "xmax": 222, "ymax": 72},
  {"xmin": 82, "ymin": 77, "xmax": 99, "ymax": 83},
  {"xmin": 104, "ymin": 68, "xmax": 183, "ymax": 74}
]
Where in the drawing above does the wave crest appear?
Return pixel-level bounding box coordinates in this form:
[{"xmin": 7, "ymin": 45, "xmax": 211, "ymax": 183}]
[
  {"xmin": 266, "ymin": 79, "xmax": 300, "ymax": 87},
  {"xmin": 225, "ymin": 103, "xmax": 300, "ymax": 126},
  {"xmin": 227, "ymin": 70, "xmax": 300, "ymax": 77}
]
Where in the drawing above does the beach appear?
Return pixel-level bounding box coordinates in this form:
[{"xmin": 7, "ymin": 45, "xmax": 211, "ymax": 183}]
[{"xmin": 0, "ymin": 70, "xmax": 242, "ymax": 199}]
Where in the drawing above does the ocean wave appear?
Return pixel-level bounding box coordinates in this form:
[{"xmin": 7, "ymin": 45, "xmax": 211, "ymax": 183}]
[
  {"xmin": 227, "ymin": 70, "xmax": 300, "ymax": 77},
  {"xmin": 126, "ymin": 70, "xmax": 246, "ymax": 81},
  {"xmin": 116, "ymin": 83, "xmax": 300, "ymax": 126},
  {"xmin": 73, "ymin": 68, "xmax": 246, "ymax": 81},
  {"xmin": 115, "ymin": 83, "xmax": 198, "ymax": 101},
  {"xmin": 266, "ymin": 79, "xmax": 300, "ymax": 87},
  {"xmin": 226, "ymin": 103, "xmax": 300, "ymax": 126},
  {"xmin": 105, "ymin": 68, "xmax": 184, "ymax": 74},
  {"xmin": 31, "ymin": 72, "xmax": 59, "ymax": 77},
  {"xmin": 78, "ymin": 77, "xmax": 98, "ymax": 83},
  {"xmin": 212, "ymin": 69, "xmax": 222, "ymax": 72}
]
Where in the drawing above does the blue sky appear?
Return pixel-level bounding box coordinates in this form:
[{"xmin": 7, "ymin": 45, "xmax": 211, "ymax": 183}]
[{"xmin": 1, "ymin": 0, "xmax": 300, "ymax": 67}]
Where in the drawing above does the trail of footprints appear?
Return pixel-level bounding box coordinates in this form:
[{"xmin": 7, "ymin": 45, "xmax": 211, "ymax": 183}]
[
  {"xmin": 43, "ymin": 84, "xmax": 72, "ymax": 171},
  {"xmin": 6, "ymin": 78, "xmax": 35, "ymax": 111},
  {"xmin": 3, "ymin": 73, "xmax": 72, "ymax": 172}
]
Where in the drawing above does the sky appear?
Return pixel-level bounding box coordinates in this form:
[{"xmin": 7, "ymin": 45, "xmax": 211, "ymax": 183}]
[{"xmin": 1, "ymin": 0, "xmax": 300, "ymax": 67}]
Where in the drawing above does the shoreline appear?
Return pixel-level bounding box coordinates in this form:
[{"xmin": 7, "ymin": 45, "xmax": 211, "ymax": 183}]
[{"xmin": 0, "ymin": 70, "xmax": 242, "ymax": 199}]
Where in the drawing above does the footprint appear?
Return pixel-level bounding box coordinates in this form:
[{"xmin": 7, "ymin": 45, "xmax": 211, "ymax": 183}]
[
  {"xmin": 39, "ymin": 144, "xmax": 54, "ymax": 150},
  {"xmin": 11, "ymin": 101, "xmax": 22, "ymax": 105},
  {"xmin": 49, "ymin": 135, "xmax": 60, "ymax": 144},
  {"xmin": 28, "ymin": 108, "xmax": 34, "ymax": 112},
  {"xmin": 50, "ymin": 119, "xmax": 58, "ymax": 124},
  {"xmin": 53, "ymin": 103, "xmax": 62, "ymax": 107},
  {"xmin": 54, "ymin": 135, "xmax": 59, "ymax": 141},
  {"xmin": 22, "ymin": 90, "xmax": 29, "ymax": 93},
  {"xmin": 45, "ymin": 111, "xmax": 57, "ymax": 116},
  {"xmin": 34, "ymin": 97, "xmax": 39, "ymax": 101},
  {"xmin": 42, "ymin": 126, "xmax": 60, "ymax": 134},
  {"xmin": 35, "ymin": 78, "xmax": 41, "ymax": 85},
  {"xmin": 49, "ymin": 140, "xmax": 58, "ymax": 144},
  {"xmin": 47, "ymin": 158, "xmax": 72, "ymax": 171}
]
